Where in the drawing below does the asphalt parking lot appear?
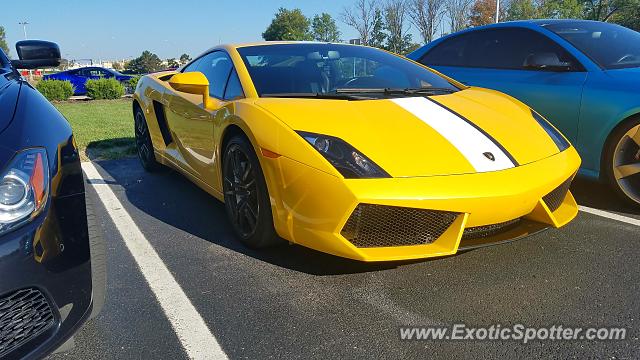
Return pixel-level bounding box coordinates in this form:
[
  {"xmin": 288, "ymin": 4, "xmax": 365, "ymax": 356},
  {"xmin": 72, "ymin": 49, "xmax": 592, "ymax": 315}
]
[{"xmin": 48, "ymin": 158, "xmax": 639, "ymax": 359}]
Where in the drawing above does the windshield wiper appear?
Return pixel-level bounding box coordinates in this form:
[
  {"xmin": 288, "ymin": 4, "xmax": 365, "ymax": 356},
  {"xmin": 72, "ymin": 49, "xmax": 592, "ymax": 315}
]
[
  {"xmin": 334, "ymin": 87, "xmax": 458, "ymax": 96},
  {"xmin": 261, "ymin": 92, "xmax": 372, "ymax": 100}
]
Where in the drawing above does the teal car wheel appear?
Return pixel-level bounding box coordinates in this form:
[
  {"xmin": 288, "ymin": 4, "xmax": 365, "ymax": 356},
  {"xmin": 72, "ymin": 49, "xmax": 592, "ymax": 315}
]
[{"xmin": 606, "ymin": 119, "xmax": 640, "ymax": 206}]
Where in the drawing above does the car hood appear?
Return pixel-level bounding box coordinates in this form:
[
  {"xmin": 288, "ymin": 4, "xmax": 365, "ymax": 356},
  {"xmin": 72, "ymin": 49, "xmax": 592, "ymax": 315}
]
[
  {"xmin": 255, "ymin": 88, "xmax": 562, "ymax": 177},
  {"xmin": 0, "ymin": 77, "xmax": 20, "ymax": 136}
]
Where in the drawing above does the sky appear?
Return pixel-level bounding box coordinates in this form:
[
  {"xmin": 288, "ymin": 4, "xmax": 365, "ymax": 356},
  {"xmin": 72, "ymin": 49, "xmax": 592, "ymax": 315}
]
[{"xmin": 0, "ymin": 0, "xmax": 420, "ymax": 61}]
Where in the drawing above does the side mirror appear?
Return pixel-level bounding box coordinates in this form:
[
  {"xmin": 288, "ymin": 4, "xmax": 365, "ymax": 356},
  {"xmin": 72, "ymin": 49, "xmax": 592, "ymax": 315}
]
[
  {"xmin": 12, "ymin": 40, "xmax": 61, "ymax": 69},
  {"xmin": 523, "ymin": 52, "xmax": 572, "ymax": 72},
  {"xmin": 168, "ymin": 72, "xmax": 214, "ymax": 109}
]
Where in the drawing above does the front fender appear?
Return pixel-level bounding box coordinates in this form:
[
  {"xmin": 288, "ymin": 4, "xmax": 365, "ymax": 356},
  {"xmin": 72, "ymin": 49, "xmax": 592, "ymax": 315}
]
[{"xmin": 578, "ymin": 75, "xmax": 640, "ymax": 179}]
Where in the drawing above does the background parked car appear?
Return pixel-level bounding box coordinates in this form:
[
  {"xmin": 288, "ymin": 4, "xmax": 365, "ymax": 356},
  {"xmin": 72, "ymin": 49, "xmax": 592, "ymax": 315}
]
[
  {"xmin": 0, "ymin": 41, "xmax": 105, "ymax": 358},
  {"xmin": 44, "ymin": 66, "xmax": 134, "ymax": 95},
  {"xmin": 408, "ymin": 20, "xmax": 640, "ymax": 207}
]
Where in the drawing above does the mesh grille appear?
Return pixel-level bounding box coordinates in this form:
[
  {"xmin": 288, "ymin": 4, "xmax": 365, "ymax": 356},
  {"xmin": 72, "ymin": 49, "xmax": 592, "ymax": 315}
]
[
  {"xmin": 462, "ymin": 218, "xmax": 521, "ymax": 241},
  {"xmin": 0, "ymin": 288, "xmax": 55, "ymax": 358},
  {"xmin": 341, "ymin": 204, "xmax": 459, "ymax": 248},
  {"xmin": 543, "ymin": 177, "xmax": 573, "ymax": 212}
]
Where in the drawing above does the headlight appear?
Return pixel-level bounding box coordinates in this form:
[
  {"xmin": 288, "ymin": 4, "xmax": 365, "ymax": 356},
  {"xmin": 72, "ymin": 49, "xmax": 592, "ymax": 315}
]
[
  {"xmin": 297, "ymin": 131, "xmax": 390, "ymax": 179},
  {"xmin": 0, "ymin": 148, "xmax": 50, "ymax": 236},
  {"xmin": 531, "ymin": 110, "xmax": 570, "ymax": 152}
]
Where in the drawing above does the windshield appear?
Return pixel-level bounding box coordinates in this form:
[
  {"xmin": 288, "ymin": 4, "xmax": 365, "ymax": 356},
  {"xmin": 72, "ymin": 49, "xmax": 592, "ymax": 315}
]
[
  {"xmin": 237, "ymin": 44, "xmax": 458, "ymax": 97},
  {"xmin": 544, "ymin": 21, "xmax": 640, "ymax": 70}
]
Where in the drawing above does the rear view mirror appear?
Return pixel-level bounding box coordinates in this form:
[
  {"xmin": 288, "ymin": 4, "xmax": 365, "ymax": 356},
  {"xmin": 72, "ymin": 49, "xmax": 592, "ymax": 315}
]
[
  {"xmin": 523, "ymin": 52, "xmax": 573, "ymax": 72},
  {"xmin": 169, "ymin": 72, "xmax": 214, "ymax": 109},
  {"xmin": 12, "ymin": 40, "xmax": 61, "ymax": 69}
]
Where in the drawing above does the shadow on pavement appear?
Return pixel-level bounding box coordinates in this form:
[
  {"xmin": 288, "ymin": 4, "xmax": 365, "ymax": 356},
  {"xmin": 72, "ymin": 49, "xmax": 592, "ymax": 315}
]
[
  {"xmin": 97, "ymin": 159, "xmax": 640, "ymax": 275},
  {"xmin": 570, "ymin": 177, "xmax": 640, "ymax": 216},
  {"xmin": 94, "ymin": 159, "xmax": 428, "ymax": 276}
]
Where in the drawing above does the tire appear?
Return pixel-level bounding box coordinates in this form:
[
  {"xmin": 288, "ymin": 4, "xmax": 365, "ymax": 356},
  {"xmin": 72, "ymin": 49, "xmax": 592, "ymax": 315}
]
[
  {"xmin": 134, "ymin": 106, "xmax": 161, "ymax": 172},
  {"xmin": 603, "ymin": 117, "xmax": 640, "ymax": 207},
  {"xmin": 86, "ymin": 192, "xmax": 106, "ymax": 319},
  {"xmin": 222, "ymin": 135, "xmax": 281, "ymax": 248}
]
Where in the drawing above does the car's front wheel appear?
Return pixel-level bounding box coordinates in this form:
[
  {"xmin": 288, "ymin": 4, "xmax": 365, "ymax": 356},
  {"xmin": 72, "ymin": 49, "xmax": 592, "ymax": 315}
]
[
  {"xmin": 222, "ymin": 135, "xmax": 281, "ymax": 248},
  {"xmin": 604, "ymin": 117, "xmax": 640, "ymax": 206},
  {"xmin": 134, "ymin": 106, "xmax": 161, "ymax": 172}
]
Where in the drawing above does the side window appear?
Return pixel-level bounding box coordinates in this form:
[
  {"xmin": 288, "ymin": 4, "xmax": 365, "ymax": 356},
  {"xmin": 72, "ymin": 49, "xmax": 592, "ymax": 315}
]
[
  {"xmin": 182, "ymin": 57, "xmax": 203, "ymax": 73},
  {"xmin": 420, "ymin": 34, "xmax": 471, "ymax": 67},
  {"xmin": 422, "ymin": 28, "xmax": 579, "ymax": 70},
  {"xmin": 223, "ymin": 69, "xmax": 244, "ymax": 101},
  {"xmin": 196, "ymin": 52, "xmax": 233, "ymax": 99}
]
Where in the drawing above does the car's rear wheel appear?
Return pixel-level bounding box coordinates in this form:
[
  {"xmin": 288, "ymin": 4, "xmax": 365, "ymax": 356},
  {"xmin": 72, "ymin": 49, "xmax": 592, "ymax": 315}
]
[
  {"xmin": 604, "ymin": 117, "xmax": 640, "ymax": 206},
  {"xmin": 222, "ymin": 135, "xmax": 280, "ymax": 248},
  {"xmin": 134, "ymin": 107, "xmax": 161, "ymax": 172}
]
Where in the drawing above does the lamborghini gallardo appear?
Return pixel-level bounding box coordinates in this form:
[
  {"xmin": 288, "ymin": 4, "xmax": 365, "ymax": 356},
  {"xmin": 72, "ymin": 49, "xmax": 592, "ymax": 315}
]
[{"xmin": 132, "ymin": 42, "xmax": 581, "ymax": 262}]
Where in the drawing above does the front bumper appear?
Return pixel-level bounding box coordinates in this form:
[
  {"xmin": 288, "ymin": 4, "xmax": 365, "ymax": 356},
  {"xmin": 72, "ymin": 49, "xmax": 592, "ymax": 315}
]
[
  {"xmin": 262, "ymin": 148, "xmax": 581, "ymax": 262},
  {"xmin": 0, "ymin": 193, "xmax": 93, "ymax": 359}
]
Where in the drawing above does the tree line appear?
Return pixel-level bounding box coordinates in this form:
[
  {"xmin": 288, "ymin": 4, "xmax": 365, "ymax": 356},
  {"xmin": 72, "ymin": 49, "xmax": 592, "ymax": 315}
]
[{"xmin": 262, "ymin": 0, "xmax": 640, "ymax": 55}]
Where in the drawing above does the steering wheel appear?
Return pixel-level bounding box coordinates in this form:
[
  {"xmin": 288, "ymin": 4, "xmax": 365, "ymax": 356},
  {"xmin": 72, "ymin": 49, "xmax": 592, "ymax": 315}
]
[{"xmin": 334, "ymin": 76, "xmax": 392, "ymax": 89}]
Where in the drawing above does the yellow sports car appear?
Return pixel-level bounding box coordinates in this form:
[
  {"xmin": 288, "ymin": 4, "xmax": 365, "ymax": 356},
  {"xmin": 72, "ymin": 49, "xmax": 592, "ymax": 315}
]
[{"xmin": 132, "ymin": 42, "xmax": 581, "ymax": 262}]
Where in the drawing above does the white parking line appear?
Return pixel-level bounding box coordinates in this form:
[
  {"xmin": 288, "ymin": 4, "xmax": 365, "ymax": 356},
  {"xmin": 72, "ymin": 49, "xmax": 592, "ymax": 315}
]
[
  {"xmin": 580, "ymin": 206, "xmax": 640, "ymax": 227},
  {"xmin": 82, "ymin": 162, "xmax": 228, "ymax": 360}
]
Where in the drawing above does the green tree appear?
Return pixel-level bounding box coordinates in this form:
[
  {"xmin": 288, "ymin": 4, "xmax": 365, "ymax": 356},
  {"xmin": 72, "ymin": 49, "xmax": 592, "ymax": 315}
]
[
  {"xmin": 609, "ymin": 0, "xmax": 640, "ymax": 29},
  {"xmin": 179, "ymin": 53, "xmax": 191, "ymax": 65},
  {"xmin": 262, "ymin": 8, "xmax": 313, "ymax": 41},
  {"xmin": 166, "ymin": 58, "xmax": 179, "ymax": 68},
  {"xmin": 584, "ymin": 0, "xmax": 640, "ymax": 21},
  {"xmin": 369, "ymin": 9, "xmax": 388, "ymax": 49},
  {"xmin": 0, "ymin": 26, "xmax": 8, "ymax": 55},
  {"xmin": 125, "ymin": 51, "xmax": 163, "ymax": 74},
  {"xmin": 539, "ymin": 0, "xmax": 583, "ymax": 18},
  {"xmin": 505, "ymin": 0, "xmax": 540, "ymax": 20},
  {"xmin": 312, "ymin": 13, "xmax": 341, "ymax": 42}
]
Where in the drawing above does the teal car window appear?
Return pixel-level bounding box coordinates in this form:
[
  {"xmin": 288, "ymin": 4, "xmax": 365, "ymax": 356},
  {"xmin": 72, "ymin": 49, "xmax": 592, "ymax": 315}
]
[
  {"xmin": 237, "ymin": 43, "xmax": 458, "ymax": 96},
  {"xmin": 422, "ymin": 28, "xmax": 579, "ymax": 71},
  {"xmin": 545, "ymin": 21, "xmax": 640, "ymax": 70}
]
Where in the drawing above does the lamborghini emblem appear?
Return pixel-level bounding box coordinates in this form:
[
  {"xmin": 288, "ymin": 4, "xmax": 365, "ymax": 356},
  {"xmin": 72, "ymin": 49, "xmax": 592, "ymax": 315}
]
[{"xmin": 483, "ymin": 152, "xmax": 496, "ymax": 161}]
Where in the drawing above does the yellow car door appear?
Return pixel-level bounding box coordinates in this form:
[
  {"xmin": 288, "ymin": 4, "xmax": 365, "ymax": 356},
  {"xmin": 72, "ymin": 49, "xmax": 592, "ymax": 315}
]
[
  {"xmin": 165, "ymin": 52, "xmax": 233, "ymax": 183},
  {"xmin": 165, "ymin": 51, "xmax": 242, "ymax": 191}
]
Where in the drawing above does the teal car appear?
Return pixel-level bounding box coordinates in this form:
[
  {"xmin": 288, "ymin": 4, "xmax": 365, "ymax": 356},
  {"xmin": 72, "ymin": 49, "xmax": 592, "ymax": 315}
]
[{"xmin": 408, "ymin": 20, "xmax": 640, "ymax": 206}]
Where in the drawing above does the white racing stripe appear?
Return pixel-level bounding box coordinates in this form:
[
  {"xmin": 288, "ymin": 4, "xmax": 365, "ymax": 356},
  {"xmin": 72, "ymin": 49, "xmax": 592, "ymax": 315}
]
[
  {"xmin": 579, "ymin": 205, "xmax": 640, "ymax": 227},
  {"xmin": 392, "ymin": 97, "xmax": 515, "ymax": 173},
  {"xmin": 82, "ymin": 162, "xmax": 228, "ymax": 360}
]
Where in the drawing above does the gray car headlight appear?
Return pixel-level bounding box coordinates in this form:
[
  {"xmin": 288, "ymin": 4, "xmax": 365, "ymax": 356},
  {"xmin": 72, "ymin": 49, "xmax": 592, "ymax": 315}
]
[
  {"xmin": 531, "ymin": 110, "xmax": 570, "ymax": 152},
  {"xmin": 297, "ymin": 131, "xmax": 390, "ymax": 179},
  {"xmin": 0, "ymin": 148, "xmax": 50, "ymax": 235}
]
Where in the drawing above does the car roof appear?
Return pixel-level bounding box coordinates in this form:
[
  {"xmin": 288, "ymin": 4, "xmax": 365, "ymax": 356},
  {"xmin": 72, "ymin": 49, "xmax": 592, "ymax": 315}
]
[
  {"xmin": 454, "ymin": 19, "xmax": 608, "ymax": 32},
  {"xmin": 230, "ymin": 41, "xmax": 350, "ymax": 48},
  {"xmin": 199, "ymin": 41, "xmax": 371, "ymax": 55}
]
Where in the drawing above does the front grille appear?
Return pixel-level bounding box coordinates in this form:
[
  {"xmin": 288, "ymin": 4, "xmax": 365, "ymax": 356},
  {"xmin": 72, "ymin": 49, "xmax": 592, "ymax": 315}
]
[
  {"xmin": 0, "ymin": 288, "xmax": 55, "ymax": 358},
  {"xmin": 543, "ymin": 177, "xmax": 574, "ymax": 212},
  {"xmin": 341, "ymin": 204, "xmax": 459, "ymax": 248},
  {"xmin": 462, "ymin": 218, "xmax": 521, "ymax": 241}
]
